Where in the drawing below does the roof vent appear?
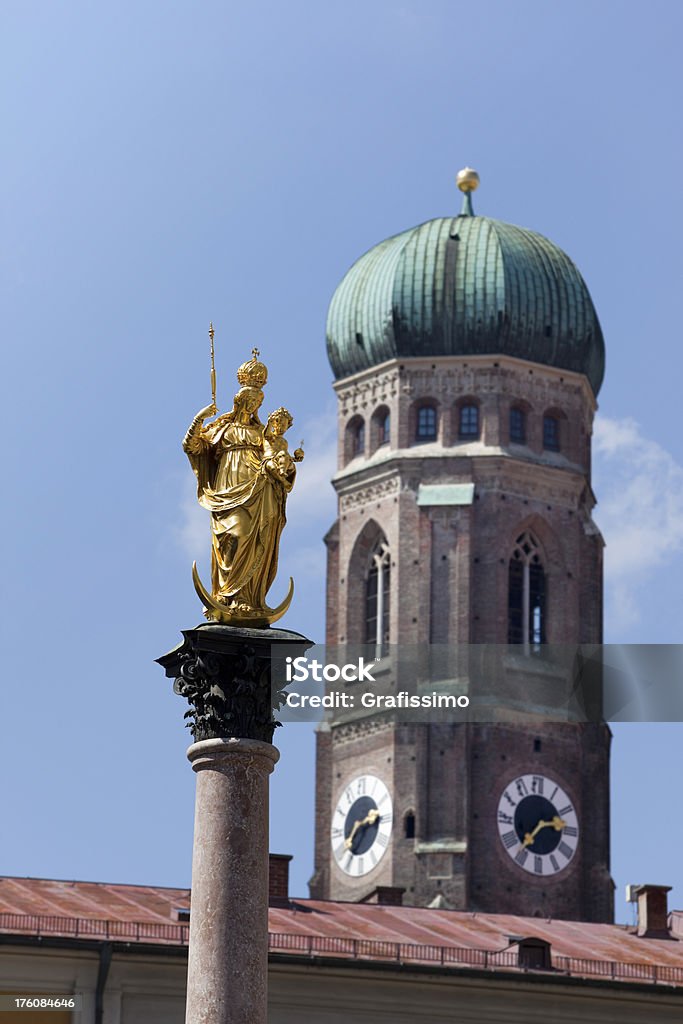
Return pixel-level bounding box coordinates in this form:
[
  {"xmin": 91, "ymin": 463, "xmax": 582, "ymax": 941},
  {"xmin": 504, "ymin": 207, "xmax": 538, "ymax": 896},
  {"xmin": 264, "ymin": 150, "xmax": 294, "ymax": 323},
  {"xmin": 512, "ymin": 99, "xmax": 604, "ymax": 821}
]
[
  {"xmin": 172, "ymin": 907, "xmax": 190, "ymax": 923},
  {"xmin": 632, "ymin": 884, "xmax": 674, "ymax": 939}
]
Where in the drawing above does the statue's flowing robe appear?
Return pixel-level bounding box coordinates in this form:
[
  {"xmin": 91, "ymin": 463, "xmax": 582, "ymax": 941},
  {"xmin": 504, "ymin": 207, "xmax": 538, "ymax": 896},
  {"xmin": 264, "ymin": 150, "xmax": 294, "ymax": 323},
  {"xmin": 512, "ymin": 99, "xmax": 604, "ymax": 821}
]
[{"xmin": 186, "ymin": 419, "xmax": 293, "ymax": 610}]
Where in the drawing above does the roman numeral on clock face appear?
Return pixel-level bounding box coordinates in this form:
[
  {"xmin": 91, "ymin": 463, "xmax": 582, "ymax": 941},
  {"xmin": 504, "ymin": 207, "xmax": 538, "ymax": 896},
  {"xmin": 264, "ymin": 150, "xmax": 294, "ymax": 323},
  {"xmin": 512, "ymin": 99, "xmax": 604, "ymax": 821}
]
[
  {"xmin": 558, "ymin": 804, "xmax": 573, "ymax": 817},
  {"xmin": 564, "ymin": 826, "xmax": 578, "ymax": 837},
  {"xmin": 534, "ymin": 856, "xmax": 543, "ymax": 875},
  {"xmin": 502, "ymin": 831, "xmax": 517, "ymax": 849},
  {"xmin": 558, "ymin": 841, "xmax": 573, "ymax": 860},
  {"xmin": 515, "ymin": 849, "xmax": 528, "ymax": 867}
]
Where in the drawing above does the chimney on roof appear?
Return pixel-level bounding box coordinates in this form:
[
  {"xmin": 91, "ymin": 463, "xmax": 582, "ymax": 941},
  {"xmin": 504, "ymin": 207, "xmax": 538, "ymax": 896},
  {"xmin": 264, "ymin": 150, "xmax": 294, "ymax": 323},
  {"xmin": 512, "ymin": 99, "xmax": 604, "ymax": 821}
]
[
  {"xmin": 509, "ymin": 936, "xmax": 553, "ymax": 971},
  {"xmin": 360, "ymin": 886, "xmax": 405, "ymax": 906},
  {"xmin": 632, "ymin": 884, "xmax": 673, "ymax": 938},
  {"xmin": 269, "ymin": 854, "xmax": 292, "ymax": 905}
]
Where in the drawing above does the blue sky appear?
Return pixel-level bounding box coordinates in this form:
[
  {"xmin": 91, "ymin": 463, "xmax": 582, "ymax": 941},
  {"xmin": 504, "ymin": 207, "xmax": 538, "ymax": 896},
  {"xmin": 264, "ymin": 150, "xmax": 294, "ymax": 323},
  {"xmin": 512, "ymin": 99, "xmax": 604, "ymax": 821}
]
[{"xmin": 2, "ymin": 1, "xmax": 682, "ymax": 923}]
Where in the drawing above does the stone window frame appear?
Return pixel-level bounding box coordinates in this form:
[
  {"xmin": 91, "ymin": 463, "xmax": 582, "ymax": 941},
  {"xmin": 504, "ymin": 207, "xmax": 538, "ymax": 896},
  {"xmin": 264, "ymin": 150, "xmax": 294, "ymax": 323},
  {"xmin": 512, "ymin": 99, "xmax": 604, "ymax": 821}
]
[
  {"xmin": 542, "ymin": 406, "xmax": 567, "ymax": 453},
  {"xmin": 365, "ymin": 539, "xmax": 391, "ymax": 657},
  {"xmin": 344, "ymin": 414, "xmax": 366, "ymax": 464},
  {"xmin": 346, "ymin": 520, "xmax": 392, "ymax": 652},
  {"xmin": 508, "ymin": 529, "xmax": 546, "ymax": 652},
  {"xmin": 411, "ymin": 398, "xmax": 440, "ymax": 445},
  {"xmin": 508, "ymin": 401, "xmax": 530, "ymax": 445},
  {"xmin": 455, "ymin": 396, "xmax": 481, "ymax": 441},
  {"xmin": 403, "ymin": 809, "xmax": 416, "ymax": 839},
  {"xmin": 370, "ymin": 404, "xmax": 391, "ymax": 452}
]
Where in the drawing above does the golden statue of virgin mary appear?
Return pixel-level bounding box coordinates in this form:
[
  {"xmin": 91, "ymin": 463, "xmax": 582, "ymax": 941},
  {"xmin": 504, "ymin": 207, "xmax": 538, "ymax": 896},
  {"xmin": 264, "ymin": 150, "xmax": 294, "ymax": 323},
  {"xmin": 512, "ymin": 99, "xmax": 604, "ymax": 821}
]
[{"xmin": 183, "ymin": 349, "xmax": 303, "ymax": 627}]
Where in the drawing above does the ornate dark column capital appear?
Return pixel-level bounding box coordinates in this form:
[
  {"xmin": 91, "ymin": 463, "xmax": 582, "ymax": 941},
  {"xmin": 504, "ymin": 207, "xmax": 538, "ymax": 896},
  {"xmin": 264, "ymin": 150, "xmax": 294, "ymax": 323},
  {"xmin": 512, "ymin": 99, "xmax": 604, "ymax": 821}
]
[{"xmin": 156, "ymin": 624, "xmax": 313, "ymax": 743}]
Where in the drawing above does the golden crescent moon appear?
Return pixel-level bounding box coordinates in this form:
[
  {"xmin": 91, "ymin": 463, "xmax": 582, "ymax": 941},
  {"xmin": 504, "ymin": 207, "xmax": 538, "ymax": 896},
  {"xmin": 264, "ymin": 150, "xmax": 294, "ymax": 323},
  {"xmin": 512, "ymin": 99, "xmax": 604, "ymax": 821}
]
[{"xmin": 191, "ymin": 562, "xmax": 294, "ymax": 628}]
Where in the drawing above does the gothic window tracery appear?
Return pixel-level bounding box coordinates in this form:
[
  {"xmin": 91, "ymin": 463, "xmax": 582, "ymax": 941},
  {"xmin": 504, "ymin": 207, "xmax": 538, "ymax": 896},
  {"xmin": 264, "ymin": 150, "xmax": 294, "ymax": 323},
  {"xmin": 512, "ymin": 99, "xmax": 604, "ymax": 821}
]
[
  {"xmin": 365, "ymin": 540, "xmax": 390, "ymax": 657},
  {"xmin": 508, "ymin": 531, "xmax": 546, "ymax": 651}
]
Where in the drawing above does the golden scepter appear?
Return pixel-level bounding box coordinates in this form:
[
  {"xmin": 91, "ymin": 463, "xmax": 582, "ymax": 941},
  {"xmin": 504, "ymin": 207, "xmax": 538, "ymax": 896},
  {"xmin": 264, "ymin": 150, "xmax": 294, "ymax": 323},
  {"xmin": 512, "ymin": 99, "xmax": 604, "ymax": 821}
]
[{"xmin": 208, "ymin": 321, "xmax": 217, "ymax": 411}]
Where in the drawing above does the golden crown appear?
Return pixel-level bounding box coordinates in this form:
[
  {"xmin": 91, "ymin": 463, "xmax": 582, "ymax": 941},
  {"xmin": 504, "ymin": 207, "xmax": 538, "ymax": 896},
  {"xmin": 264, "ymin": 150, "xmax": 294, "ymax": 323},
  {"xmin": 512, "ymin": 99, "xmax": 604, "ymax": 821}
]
[{"xmin": 237, "ymin": 348, "xmax": 268, "ymax": 388}]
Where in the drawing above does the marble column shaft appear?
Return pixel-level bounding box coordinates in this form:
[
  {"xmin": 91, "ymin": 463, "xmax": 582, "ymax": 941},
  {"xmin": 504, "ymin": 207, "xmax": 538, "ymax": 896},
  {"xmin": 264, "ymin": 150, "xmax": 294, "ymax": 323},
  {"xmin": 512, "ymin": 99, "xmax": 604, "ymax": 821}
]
[{"xmin": 185, "ymin": 738, "xmax": 279, "ymax": 1024}]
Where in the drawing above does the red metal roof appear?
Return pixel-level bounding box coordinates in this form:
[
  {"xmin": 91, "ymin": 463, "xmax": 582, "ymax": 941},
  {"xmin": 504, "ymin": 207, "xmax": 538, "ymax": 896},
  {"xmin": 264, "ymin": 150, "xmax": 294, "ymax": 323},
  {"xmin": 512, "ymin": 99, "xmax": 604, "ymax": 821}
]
[
  {"xmin": 2, "ymin": 877, "xmax": 682, "ymax": 985},
  {"xmin": 0, "ymin": 877, "xmax": 189, "ymax": 924}
]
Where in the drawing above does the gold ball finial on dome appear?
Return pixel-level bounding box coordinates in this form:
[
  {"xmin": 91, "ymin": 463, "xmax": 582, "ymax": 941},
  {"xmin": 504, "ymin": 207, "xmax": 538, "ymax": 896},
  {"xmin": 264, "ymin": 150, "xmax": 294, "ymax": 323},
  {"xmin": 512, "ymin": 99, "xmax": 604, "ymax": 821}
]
[
  {"xmin": 456, "ymin": 167, "xmax": 479, "ymax": 217},
  {"xmin": 456, "ymin": 167, "xmax": 480, "ymax": 193}
]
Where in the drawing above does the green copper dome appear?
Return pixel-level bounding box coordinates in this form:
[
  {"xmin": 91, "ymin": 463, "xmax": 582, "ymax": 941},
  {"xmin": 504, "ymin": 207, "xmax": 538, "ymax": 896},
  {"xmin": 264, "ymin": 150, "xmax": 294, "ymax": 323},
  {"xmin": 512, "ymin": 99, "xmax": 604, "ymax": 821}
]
[{"xmin": 326, "ymin": 200, "xmax": 605, "ymax": 394}]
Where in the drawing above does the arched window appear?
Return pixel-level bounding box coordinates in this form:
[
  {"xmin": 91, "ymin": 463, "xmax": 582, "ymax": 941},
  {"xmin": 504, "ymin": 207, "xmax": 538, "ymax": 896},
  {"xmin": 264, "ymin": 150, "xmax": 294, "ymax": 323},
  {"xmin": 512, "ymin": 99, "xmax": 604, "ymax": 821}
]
[
  {"xmin": 458, "ymin": 403, "xmax": 479, "ymax": 439},
  {"xmin": 345, "ymin": 416, "xmax": 365, "ymax": 461},
  {"xmin": 366, "ymin": 541, "xmax": 390, "ymax": 657},
  {"xmin": 415, "ymin": 404, "xmax": 437, "ymax": 443},
  {"xmin": 354, "ymin": 420, "xmax": 365, "ymax": 456},
  {"xmin": 378, "ymin": 409, "xmax": 390, "ymax": 446},
  {"xmin": 508, "ymin": 531, "xmax": 546, "ymax": 651},
  {"xmin": 510, "ymin": 406, "xmax": 526, "ymax": 444},
  {"xmin": 371, "ymin": 406, "xmax": 391, "ymax": 450},
  {"xmin": 543, "ymin": 414, "xmax": 560, "ymax": 452},
  {"xmin": 404, "ymin": 811, "xmax": 416, "ymax": 839}
]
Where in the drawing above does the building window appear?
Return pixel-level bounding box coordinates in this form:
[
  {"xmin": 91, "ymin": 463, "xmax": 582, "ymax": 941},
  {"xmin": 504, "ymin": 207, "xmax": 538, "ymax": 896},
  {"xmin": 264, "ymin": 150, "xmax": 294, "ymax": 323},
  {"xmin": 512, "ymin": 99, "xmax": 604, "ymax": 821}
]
[
  {"xmin": 404, "ymin": 812, "xmax": 416, "ymax": 839},
  {"xmin": 459, "ymin": 403, "xmax": 479, "ymax": 439},
  {"xmin": 508, "ymin": 531, "xmax": 546, "ymax": 651},
  {"xmin": 366, "ymin": 541, "xmax": 390, "ymax": 657},
  {"xmin": 416, "ymin": 404, "xmax": 437, "ymax": 442},
  {"xmin": 345, "ymin": 417, "xmax": 366, "ymax": 463},
  {"xmin": 510, "ymin": 406, "xmax": 526, "ymax": 443},
  {"xmin": 543, "ymin": 415, "xmax": 560, "ymax": 452},
  {"xmin": 352, "ymin": 420, "xmax": 365, "ymax": 457},
  {"xmin": 378, "ymin": 410, "xmax": 390, "ymax": 446}
]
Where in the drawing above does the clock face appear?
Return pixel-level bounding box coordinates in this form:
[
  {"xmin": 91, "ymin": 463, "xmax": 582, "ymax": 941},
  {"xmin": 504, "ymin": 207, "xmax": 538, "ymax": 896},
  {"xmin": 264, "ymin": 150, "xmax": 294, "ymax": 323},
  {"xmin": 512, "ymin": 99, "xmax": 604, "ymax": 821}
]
[
  {"xmin": 331, "ymin": 774, "xmax": 393, "ymax": 877},
  {"xmin": 497, "ymin": 774, "xmax": 579, "ymax": 877}
]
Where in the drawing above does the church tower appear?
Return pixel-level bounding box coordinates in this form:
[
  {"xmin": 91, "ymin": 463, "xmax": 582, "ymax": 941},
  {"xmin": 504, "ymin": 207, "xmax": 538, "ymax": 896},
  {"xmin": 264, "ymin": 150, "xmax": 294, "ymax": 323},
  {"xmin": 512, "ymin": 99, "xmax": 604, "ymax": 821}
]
[{"xmin": 310, "ymin": 170, "xmax": 614, "ymax": 923}]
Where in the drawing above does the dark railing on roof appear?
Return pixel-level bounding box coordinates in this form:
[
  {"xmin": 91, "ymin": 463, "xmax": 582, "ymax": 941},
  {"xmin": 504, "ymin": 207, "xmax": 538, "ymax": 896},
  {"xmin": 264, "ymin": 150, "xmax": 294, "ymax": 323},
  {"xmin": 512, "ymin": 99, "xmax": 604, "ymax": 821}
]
[{"xmin": 1, "ymin": 913, "xmax": 682, "ymax": 987}]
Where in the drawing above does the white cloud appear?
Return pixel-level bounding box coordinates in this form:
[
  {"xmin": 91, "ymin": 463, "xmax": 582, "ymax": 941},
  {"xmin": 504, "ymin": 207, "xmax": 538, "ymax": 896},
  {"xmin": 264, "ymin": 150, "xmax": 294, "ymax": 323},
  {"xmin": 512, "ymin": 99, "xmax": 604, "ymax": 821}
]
[
  {"xmin": 175, "ymin": 473, "xmax": 210, "ymax": 560},
  {"xmin": 593, "ymin": 416, "xmax": 683, "ymax": 628},
  {"xmin": 285, "ymin": 406, "xmax": 337, "ymax": 525}
]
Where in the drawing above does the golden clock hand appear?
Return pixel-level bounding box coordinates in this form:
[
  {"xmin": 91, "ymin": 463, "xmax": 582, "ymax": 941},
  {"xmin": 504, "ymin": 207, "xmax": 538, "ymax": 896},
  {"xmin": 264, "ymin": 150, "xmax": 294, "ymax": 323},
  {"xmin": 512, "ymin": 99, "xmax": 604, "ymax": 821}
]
[
  {"xmin": 344, "ymin": 821, "xmax": 361, "ymax": 849},
  {"xmin": 521, "ymin": 819, "xmax": 547, "ymax": 848},
  {"xmin": 520, "ymin": 816, "xmax": 568, "ymax": 849},
  {"xmin": 344, "ymin": 809, "xmax": 381, "ymax": 849}
]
